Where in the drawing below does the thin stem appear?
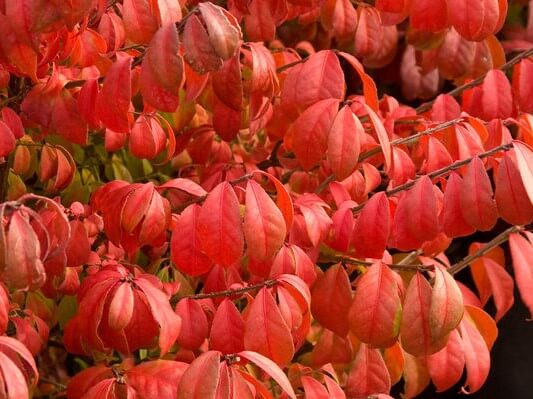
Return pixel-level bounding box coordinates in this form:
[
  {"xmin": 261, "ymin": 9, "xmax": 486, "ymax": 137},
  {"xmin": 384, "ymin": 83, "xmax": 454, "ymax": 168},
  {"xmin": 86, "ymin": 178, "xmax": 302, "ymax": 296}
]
[
  {"xmin": 352, "ymin": 143, "xmax": 512, "ymax": 214},
  {"xmin": 357, "ymin": 118, "xmax": 464, "ymax": 163},
  {"xmin": 328, "ymin": 255, "xmax": 434, "ymax": 271},
  {"xmin": 177, "ymin": 279, "xmax": 278, "ymax": 301},
  {"xmin": 276, "ymin": 59, "xmax": 306, "ymax": 73},
  {"xmin": 447, "ymin": 226, "xmax": 522, "ymax": 276},
  {"xmin": 416, "ymin": 48, "xmax": 533, "ymax": 114}
]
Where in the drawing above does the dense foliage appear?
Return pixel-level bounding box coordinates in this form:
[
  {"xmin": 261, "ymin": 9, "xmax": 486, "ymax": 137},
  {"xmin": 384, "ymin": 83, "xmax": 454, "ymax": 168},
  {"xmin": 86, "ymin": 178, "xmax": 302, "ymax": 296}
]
[{"xmin": 0, "ymin": 0, "xmax": 532, "ymax": 397}]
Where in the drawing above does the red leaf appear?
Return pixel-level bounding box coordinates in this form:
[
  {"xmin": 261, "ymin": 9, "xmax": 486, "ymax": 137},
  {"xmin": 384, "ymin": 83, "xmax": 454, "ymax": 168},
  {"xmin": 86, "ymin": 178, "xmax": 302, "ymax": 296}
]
[
  {"xmin": 410, "ymin": 0, "xmax": 449, "ymax": 32},
  {"xmin": 327, "ymin": 105, "xmax": 363, "ymax": 180},
  {"xmin": 364, "ymin": 104, "xmax": 392, "ymax": 172},
  {"xmin": 429, "ymin": 265, "xmax": 464, "ymax": 342},
  {"xmin": 175, "ymin": 298, "xmax": 209, "ymax": 350},
  {"xmin": 460, "ymin": 156, "xmax": 498, "ymax": 231},
  {"xmin": 183, "ymin": 15, "xmax": 222, "ymax": 73},
  {"xmin": 400, "ymin": 273, "xmax": 447, "ymax": 356},
  {"xmin": 480, "ymin": 69, "xmax": 514, "ymax": 120},
  {"xmin": 338, "ymin": 51, "xmax": 379, "ymax": 111},
  {"xmin": 353, "ymin": 192, "xmax": 391, "ymax": 258},
  {"xmin": 390, "ymin": 176, "xmax": 440, "ymax": 250},
  {"xmin": 1, "ymin": 107, "xmax": 24, "ymax": 139},
  {"xmin": 291, "ymin": 99, "xmax": 339, "ymax": 171},
  {"xmin": 252, "ymin": 170, "xmax": 294, "ymax": 232},
  {"xmin": 96, "ymin": 53, "xmax": 132, "ymax": 133},
  {"xmin": 311, "ymin": 264, "xmax": 352, "ymax": 336},
  {"xmin": 210, "ymin": 299, "xmax": 245, "ymax": 354},
  {"xmin": 447, "ymin": 0, "xmax": 501, "ymax": 41},
  {"xmin": 129, "ymin": 115, "xmax": 167, "ymax": 159},
  {"xmin": 281, "ymin": 50, "xmax": 345, "ymax": 115},
  {"xmin": 0, "ymin": 335, "xmax": 39, "ymax": 394},
  {"xmin": 441, "ymin": 172, "xmax": 476, "ymax": 237},
  {"xmin": 427, "ymin": 329, "xmax": 465, "ymax": 392},
  {"xmin": 513, "ymin": 140, "xmax": 533, "ymax": 205},
  {"xmin": 107, "ymin": 282, "xmax": 134, "ymax": 330},
  {"xmin": 459, "ymin": 311, "xmax": 491, "ymax": 393},
  {"xmin": 301, "ymin": 376, "xmax": 329, "ymax": 399},
  {"xmin": 0, "ymin": 351, "xmax": 32, "ymax": 398},
  {"xmin": 177, "ymin": 351, "xmax": 221, "ymax": 399},
  {"xmin": 135, "ymin": 277, "xmax": 182, "ymax": 355},
  {"xmin": 126, "ymin": 360, "xmax": 188, "ymax": 398},
  {"xmin": 349, "ymin": 262, "xmax": 402, "ymax": 347},
  {"xmin": 244, "ymin": 287, "xmax": 294, "ymax": 367},
  {"xmin": 495, "ymin": 150, "xmax": 533, "ymax": 225},
  {"xmin": 0, "ymin": 120, "xmax": 16, "ymax": 158},
  {"xmin": 512, "ymin": 58, "xmax": 533, "ymax": 113},
  {"xmin": 0, "ymin": 285, "xmax": 8, "ymax": 335},
  {"xmin": 171, "ymin": 205, "xmax": 213, "ymax": 276},
  {"xmin": 197, "ymin": 2, "xmax": 242, "ymax": 61},
  {"xmin": 238, "ymin": 350, "xmax": 297, "ymax": 399},
  {"xmin": 122, "ymin": 0, "xmax": 158, "ymax": 44},
  {"xmin": 244, "ymin": 180, "xmax": 286, "ymax": 263},
  {"xmin": 2, "ymin": 210, "xmax": 45, "ymax": 291},
  {"xmin": 402, "ymin": 352, "xmax": 430, "ymax": 398},
  {"xmin": 320, "ymin": 0, "xmax": 358, "ymax": 44},
  {"xmin": 311, "ymin": 328, "xmax": 353, "ymax": 366},
  {"xmin": 141, "ymin": 23, "xmax": 184, "ymax": 112},
  {"xmin": 509, "ymin": 232, "xmax": 533, "ymax": 319},
  {"xmin": 197, "ymin": 181, "xmax": 244, "ymax": 267},
  {"xmin": 346, "ymin": 344, "xmax": 391, "ymax": 399}
]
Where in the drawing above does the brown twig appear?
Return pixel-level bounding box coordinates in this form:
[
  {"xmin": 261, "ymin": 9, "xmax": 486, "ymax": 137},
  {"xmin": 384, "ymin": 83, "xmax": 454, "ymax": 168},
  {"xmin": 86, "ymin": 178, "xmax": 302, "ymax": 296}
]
[
  {"xmin": 447, "ymin": 226, "xmax": 523, "ymax": 276},
  {"xmin": 176, "ymin": 279, "xmax": 278, "ymax": 302},
  {"xmin": 357, "ymin": 118, "xmax": 465, "ymax": 163},
  {"xmin": 352, "ymin": 142, "xmax": 513, "ymax": 214}
]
